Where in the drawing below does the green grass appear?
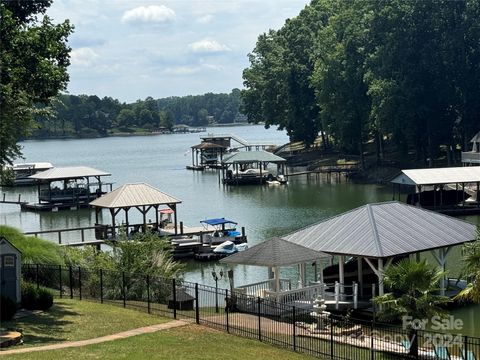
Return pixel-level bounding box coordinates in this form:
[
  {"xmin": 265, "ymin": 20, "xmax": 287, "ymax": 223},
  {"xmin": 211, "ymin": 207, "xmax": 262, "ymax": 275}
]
[
  {"xmin": 1, "ymin": 299, "xmax": 167, "ymax": 348},
  {"xmin": 6, "ymin": 324, "xmax": 318, "ymax": 360}
]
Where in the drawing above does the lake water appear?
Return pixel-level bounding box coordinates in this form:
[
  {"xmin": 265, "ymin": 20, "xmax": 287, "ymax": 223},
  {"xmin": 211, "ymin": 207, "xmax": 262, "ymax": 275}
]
[{"xmin": 1, "ymin": 125, "xmax": 479, "ymax": 335}]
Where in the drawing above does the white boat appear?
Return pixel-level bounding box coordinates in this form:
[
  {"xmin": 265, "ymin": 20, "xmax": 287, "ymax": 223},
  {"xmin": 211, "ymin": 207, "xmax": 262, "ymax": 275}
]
[{"xmin": 3, "ymin": 162, "xmax": 54, "ymax": 186}]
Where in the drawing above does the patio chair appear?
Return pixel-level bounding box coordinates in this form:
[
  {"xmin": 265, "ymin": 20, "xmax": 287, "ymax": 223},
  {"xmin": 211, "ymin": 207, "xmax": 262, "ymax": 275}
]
[
  {"xmin": 434, "ymin": 345, "xmax": 452, "ymax": 360},
  {"xmin": 461, "ymin": 348, "xmax": 477, "ymax": 360}
]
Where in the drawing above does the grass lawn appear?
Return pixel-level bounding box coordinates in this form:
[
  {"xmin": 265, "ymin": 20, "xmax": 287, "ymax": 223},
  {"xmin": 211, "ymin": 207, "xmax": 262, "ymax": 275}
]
[
  {"xmin": 6, "ymin": 324, "xmax": 318, "ymax": 360},
  {"xmin": 1, "ymin": 299, "xmax": 168, "ymax": 348}
]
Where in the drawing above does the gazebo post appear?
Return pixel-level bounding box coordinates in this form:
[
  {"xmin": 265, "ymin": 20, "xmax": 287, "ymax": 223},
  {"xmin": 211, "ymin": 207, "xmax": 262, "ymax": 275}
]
[
  {"xmin": 339, "ymin": 255, "xmax": 345, "ymax": 293},
  {"xmin": 125, "ymin": 208, "xmax": 129, "ymax": 235},
  {"xmin": 274, "ymin": 266, "xmax": 280, "ymax": 293},
  {"xmin": 110, "ymin": 208, "xmax": 116, "ymax": 237},
  {"xmin": 142, "ymin": 205, "xmax": 147, "ymax": 232},
  {"xmin": 154, "ymin": 205, "xmax": 159, "ymax": 229},
  {"xmin": 357, "ymin": 257, "xmax": 363, "ymax": 297},
  {"xmin": 95, "ymin": 207, "xmax": 100, "ymax": 224},
  {"xmin": 172, "ymin": 204, "xmax": 178, "ymax": 235},
  {"xmin": 378, "ymin": 258, "xmax": 384, "ymax": 296},
  {"xmin": 431, "ymin": 247, "xmax": 451, "ymax": 296}
]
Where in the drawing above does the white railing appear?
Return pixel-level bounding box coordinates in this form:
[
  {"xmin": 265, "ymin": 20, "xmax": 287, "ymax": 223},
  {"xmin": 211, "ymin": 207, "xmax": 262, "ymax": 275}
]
[
  {"xmin": 265, "ymin": 283, "xmax": 325, "ymax": 305},
  {"xmin": 234, "ymin": 278, "xmax": 291, "ymax": 296},
  {"xmin": 461, "ymin": 152, "xmax": 480, "ymax": 164}
]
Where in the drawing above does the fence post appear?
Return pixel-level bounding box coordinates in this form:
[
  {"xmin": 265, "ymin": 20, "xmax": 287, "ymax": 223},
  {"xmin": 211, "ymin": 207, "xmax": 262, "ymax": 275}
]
[
  {"xmin": 334, "ymin": 281, "xmax": 339, "ymax": 310},
  {"xmin": 172, "ymin": 278, "xmax": 177, "ymax": 319},
  {"xmin": 225, "ymin": 289, "xmax": 229, "ymax": 333},
  {"xmin": 100, "ymin": 269, "xmax": 104, "ymax": 304},
  {"xmin": 78, "ymin": 267, "xmax": 82, "ymax": 300},
  {"xmin": 122, "ymin": 271, "xmax": 126, "ymax": 308},
  {"xmin": 69, "ymin": 265, "xmax": 73, "ymax": 299},
  {"xmin": 292, "ymin": 305, "xmax": 296, "ymax": 351},
  {"xmin": 330, "ymin": 315, "xmax": 334, "ymax": 359},
  {"xmin": 464, "ymin": 336, "xmax": 468, "ymax": 360},
  {"xmin": 370, "ymin": 321, "xmax": 374, "ymax": 360},
  {"xmin": 195, "ymin": 283, "xmax": 200, "ymax": 324},
  {"xmin": 36, "ymin": 264, "xmax": 39, "ymax": 289},
  {"xmin": 257, "ymin": 297, "xmax": 262, "ymax": 342},
  {"xmin": 58, "ymin": 265, "xmax": 62, "ymax": 298},
  {"xmin": 146, "ymin": 275, "xmax": 151, "ymax": 314}
]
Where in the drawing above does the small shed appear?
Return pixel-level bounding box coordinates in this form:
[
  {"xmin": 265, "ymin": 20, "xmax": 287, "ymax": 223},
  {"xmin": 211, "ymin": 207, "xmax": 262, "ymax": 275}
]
[
  {"xmin": 168, "ymin": 288, "xmax": 195, "ymax": 310},
  {"xmin": 0, "ymin": 236, "xmax": 22, "ymax": 303}
]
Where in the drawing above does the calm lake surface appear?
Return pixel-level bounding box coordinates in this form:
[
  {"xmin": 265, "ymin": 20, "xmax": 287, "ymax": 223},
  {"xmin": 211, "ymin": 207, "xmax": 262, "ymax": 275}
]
[{"xmin": 1, "ymin": 125, "xmax": 479, "ymax": 335}]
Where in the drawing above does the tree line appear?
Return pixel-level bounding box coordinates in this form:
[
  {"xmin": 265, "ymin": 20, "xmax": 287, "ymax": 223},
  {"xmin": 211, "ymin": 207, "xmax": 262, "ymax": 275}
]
[
  {"xmin": 242, "ymin": 0, "xmax": 480, "ymax": 165},
  {"xmin": 32, "ymin": 89, "xmax": 245, "ymax": 138}
]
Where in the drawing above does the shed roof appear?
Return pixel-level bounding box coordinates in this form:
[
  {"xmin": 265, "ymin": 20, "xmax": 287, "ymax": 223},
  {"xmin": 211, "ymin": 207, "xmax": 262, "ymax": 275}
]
[
  {"xmin": 390, "ymin": 166, "xmax": 480, "ymax": 186},
  {"xmin": 191, "ymin": 142, "xmax": 226, "ymax": 150},
  {"xmin": 90, "ymin": 183, "xmax": 181, "ymax": 208},
  {"xmin": 0, "ymin": 236, "xmax": 22, "ymax": 254},
  {"xmin": 222, "ymin": 151, "xmax": 286, "ymax": 164},
  {"xmin": 29, "ymin": 166, "xmax": 110, "ymax": 181},
  {"xmin": 220, "ymin": 237, "xmax": 328, "ymax": 267},
  {"xmin": 283, "ymin": 201, "xmax": 476, "ymax": 259}
]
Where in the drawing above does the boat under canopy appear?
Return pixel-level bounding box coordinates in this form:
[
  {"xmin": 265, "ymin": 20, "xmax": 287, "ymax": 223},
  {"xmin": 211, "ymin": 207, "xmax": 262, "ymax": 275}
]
[{"xmin": 200, "ymin": 218, "xmax": 238, "ymax": 226}]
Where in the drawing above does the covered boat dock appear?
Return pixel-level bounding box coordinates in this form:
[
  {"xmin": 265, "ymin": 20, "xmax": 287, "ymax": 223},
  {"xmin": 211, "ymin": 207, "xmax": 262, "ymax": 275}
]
[
  {"xmin": 90, "ymin": 182, "xmax": 182, "ymax": 239},
  {"xmin": 391, "ymin": 166, "xmax": 480, "ymax": 214},
  {"xmin": 187, "ymin": 142, "xmax": 227, "ymax": 170},
  {"xmin": 221, "ymin": 150, "xmax": 287, "ymax": 185},
  {"xmin": 21, "ymin": 166, "xmax": 112, "ymax": 211}
]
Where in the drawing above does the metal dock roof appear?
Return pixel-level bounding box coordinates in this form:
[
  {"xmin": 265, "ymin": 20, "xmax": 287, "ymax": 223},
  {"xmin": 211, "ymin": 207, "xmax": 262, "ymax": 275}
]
[
  {"xmin": 284, "ymin": 201, "xmax": 476, "ymax": 258},
  {"xmin": 29, "ymin": 166, "xmax": 111, "ymax": 180},
  {"xmin": 90, "ymin": 183, "xmax": 181, "ymax": 208},
  {"xmin": 222, "ymin": 150, "xmax": 286, "ymax": 164},
  {"xmin": 391, "ymin": 166, "xmax": 480, "ymax": 186}
]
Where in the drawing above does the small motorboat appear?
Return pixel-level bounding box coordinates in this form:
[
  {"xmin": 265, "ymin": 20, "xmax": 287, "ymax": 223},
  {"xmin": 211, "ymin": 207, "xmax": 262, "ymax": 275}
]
[{"xmin": 213, "ymin": 240, "xmax": 249, "ymax": 254}]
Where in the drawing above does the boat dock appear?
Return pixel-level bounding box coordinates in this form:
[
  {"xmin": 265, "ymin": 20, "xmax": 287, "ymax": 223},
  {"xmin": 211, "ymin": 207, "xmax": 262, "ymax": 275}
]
[{"xmin": 23, "ymin": 222, "xmax": 247, "ymax": 261}]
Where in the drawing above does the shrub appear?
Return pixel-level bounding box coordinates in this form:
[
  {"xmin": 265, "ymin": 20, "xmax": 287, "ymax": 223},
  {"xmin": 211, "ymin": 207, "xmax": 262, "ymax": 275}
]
[
  {"xmin": 21, "ymin": 283, "xmax": 53, "ymax": 311},
  {"xmin": 0, "ymin": 295, "xmax": 17, "ymax": 321},
  {"xmin": 36, "ymin": 288, "xmax": 54, "ymax": 310},
  {"xmin": 21, "ymin": 283, "xmax": 38, "ymax": 310}
]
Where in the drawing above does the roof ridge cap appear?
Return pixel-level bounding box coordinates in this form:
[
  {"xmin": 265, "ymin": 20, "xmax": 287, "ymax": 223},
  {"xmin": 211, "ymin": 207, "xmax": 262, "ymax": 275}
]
[{"xmin": 367, "ymin": 204, "xmax": 384, "ymax": 257}]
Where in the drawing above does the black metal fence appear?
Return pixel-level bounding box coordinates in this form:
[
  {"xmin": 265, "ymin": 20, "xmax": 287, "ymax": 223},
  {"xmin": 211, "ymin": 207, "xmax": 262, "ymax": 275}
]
[{"xmin": 22, "ymin": 264, "xmax": 480, "ymax": 360}]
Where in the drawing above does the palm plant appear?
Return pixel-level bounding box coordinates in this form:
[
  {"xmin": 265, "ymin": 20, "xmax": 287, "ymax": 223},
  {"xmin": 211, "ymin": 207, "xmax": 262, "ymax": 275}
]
[
  {"xmin": 456, "ymin": 228, "xmax": 480, "ymax": 303},
  {"xmin": 374, "ymin": 259, "xmax": 450, "ymax": 356}
]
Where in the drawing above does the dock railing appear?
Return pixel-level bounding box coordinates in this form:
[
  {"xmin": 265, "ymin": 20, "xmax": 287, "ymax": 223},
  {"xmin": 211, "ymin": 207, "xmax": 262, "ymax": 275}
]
[{"xmin": 23, "ymin": 263, "xmax": 480, "ymax": 360}]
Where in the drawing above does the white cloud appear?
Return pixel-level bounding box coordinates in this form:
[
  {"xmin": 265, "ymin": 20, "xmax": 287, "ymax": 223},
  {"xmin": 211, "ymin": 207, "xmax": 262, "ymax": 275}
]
[
  {"xmin": 163, "ymin": 66, "xmax": 200, "ymax": 76},
  {"xmin": 70, "ymin": 47, "xmax": 99, "ymax": 67},
  {"xmin": 121, "ymin": 5, "xmax": 175, "ymax": 24},
  {"xmin": 188, "ymin": 38, "xmax": 230, "ymax": 54},
  {"xmin": 196, "ymin": 14, "xmax": 213, "ymax": 24}
]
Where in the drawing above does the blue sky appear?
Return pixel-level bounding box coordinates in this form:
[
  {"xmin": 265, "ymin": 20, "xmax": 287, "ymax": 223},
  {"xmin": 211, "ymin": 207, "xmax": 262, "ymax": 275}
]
[{"xmin": 48, "ymin": 0, "xmax": 309, "ymax": 103}]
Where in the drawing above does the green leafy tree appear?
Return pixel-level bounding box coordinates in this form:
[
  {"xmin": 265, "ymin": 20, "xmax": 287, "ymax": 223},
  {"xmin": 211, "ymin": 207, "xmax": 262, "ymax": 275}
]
[
  {"xmin": 456, "ymin": 228, "xmax": 480, "ymax": 303},
  {"xmin": 0, "ymin": 0, "xmax": 73, "ymax": 167},
  {"xmin": 375, "ymin": 259, "xmax": 449, "ymax": 356}
]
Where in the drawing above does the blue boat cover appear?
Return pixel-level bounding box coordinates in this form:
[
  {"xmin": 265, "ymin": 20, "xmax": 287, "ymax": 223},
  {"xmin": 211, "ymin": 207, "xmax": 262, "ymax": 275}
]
[{"xmin": 200, "ymin": 218, "xmax": 238, "ymax": 226}]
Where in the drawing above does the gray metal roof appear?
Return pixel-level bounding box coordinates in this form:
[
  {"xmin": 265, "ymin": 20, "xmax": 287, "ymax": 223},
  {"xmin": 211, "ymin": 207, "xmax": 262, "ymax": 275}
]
[
  {"xmin": 284, "ymin": 201, "xmax": 476, "ymax": 259},
  {"xmin": 390, "ymin": 166, "xmax": 480, "ymax": 186},
  {"xmin": 471, "ymin": 131, "xmax": 480, "ymax": 143},
  {"xmin": 29, "ymin": 166, "xmax": 111, "ymax": 181},
  {"xmin": 90, "ymin": 183, "xmax": 181, "ymax": 208},
  {"xmin": 191, "ymin": 142, "xmax": 226, "ymax": 150},
  {"xmin": 222, "ymin": 151, "xmax": 286, "ymax": 164},
  {"xmin": 220, "ymin": 237, "xmax": 328, "ymax": 267}
]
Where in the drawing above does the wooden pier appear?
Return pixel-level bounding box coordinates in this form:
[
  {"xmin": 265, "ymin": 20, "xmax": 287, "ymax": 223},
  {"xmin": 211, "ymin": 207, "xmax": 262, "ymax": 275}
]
[
  {"xmin": 0, "ymin": 193, "xmax": 27, "ymax": 205},
  {"xmin": 23, "ymin": 222, "xmax": 247, "ymax": 261}
]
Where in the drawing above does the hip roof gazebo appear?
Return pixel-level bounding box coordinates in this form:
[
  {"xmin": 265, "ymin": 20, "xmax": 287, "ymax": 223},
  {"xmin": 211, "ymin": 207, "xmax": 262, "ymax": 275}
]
[
  {"xmin": 283, "ymin": 201, "xmax": 477, "ymax": 297},
  {"xmin": 90, "ymin": 183, "xmax": 181, "ymax": 238},
  {"xmin": 221, "ymin": 237, "xmax": 328, "ymax": 304}
]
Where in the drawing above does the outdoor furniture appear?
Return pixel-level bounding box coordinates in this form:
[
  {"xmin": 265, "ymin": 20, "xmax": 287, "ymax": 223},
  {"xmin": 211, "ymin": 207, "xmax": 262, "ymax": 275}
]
[
  {"xmin": 462, "ymin": 349, "xmax": 477, "ymax": 360},
  {"xmin": 434, "ymin": 345, "xmax": 452, "ymax": 360}
]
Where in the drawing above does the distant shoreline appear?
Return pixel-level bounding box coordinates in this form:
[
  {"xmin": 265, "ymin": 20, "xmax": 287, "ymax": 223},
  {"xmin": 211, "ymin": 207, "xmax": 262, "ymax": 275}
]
[{"xmin": 24, "ymin": 123, "xmax": 262, "ymax": 141}]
